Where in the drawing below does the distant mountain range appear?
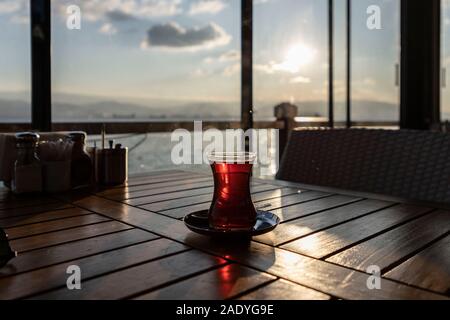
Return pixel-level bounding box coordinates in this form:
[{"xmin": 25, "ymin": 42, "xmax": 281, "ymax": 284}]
[
  {"xmin": 0, "ymin": 96, "xmax": 240, "ymax": 122},
  {"xmin": 0, "ymin": 92, "xmax": 403, "ymax": 123}
]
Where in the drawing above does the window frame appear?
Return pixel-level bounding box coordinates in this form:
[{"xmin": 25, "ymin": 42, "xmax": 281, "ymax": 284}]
[{"xmin": 18, "ymin": 0, "xmax": 438, "ymax": 131}]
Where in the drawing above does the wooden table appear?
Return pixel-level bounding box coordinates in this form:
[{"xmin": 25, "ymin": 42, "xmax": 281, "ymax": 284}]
[{"xmin": 0, "ymin": 170, "xmax": 448, "ymax": 300}]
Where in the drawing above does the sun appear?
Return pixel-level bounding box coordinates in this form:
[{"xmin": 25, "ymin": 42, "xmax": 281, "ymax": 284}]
[{"xmin": 274, "ymin": 44, "xmax": 316, "ymax": 74}]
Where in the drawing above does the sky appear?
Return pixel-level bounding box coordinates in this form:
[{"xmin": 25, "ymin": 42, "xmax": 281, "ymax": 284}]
[
  {"xmin": 49, "ymin": 0, "xmax": 241, "ymax": 105},
  {"xmin": 1, "ymin": 0, "xmax": 444, "ymax": 121}
]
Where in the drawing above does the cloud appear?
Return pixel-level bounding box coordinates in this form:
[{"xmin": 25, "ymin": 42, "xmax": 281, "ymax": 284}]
[
  {"xmin": 105, "ymin": 10, "xmax": 137, "ymax": 22},
  {"xmin": 191, "ymin": 67, "xmax": 213, "ymax": 78},
  {"xmin": 1, "ymin": 0, "xmax": 182, "ymax": 23},
  {"xmin": 255, "ymin": 63, "xmax": 311, "ymax": 84},
  {"xmin": 0, "ymin": 1, "xmax": 21, "ymax": 14},
  {"xmin": 189, "ymin": 0, "xmax": 227, "ymax": 15},
  {"xmin": 290, "ymin": 76, "xmax": 311, "ymax": 84},
  {"xmin": 222, "ymin": 63, "xmax": 240, "ymax": 77},
  {"xmin": 191, "ymin": 62, "xmax": 239, "ymax": 78},
  {"xmin": 141, "ymin": 22, "xmax": 231, "ymax": 51},
  {"xmin": 255, "ymin": 61, "xmax": 311, "ymax": 75},
  {"xmin": 99, "ymin": 23, "xmax": 118, "ymax": 35},
  {"xmin": 362, "ymin": 77, "xmax": 376, "ymax": 86},
  {"xmin": 204, "ymin": 50, "xmax": 240, "ymax": 64},
  {"xmin": 54, "ymin": 0, "xmax": 182, "ymax": 22},
  {"xmin": 254, "ymin": 63, "xmax": 277, "ymax": 74},
  {"xmin": 134, "ymin": 0, "xmax": 182, "ymax": 18},
  {"xmin": 10, "ymin": 14, "xmax": 29, "ymax": 24},
  {"xmin": 0, "ymin": 0, "xmax": 29, "ymax": 24},
  {"xmin": 218, "ymin": 50, "xmax": 240, "ymax": 62}
]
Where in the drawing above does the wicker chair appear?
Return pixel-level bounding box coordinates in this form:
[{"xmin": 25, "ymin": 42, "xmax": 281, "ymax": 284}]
[{"xmin": 276, "ymin": 128, "xmax": 450, "ymax": 204}]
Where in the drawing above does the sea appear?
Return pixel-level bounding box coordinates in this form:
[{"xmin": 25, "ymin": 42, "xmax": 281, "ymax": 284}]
[{"xmin": 86, "ymin": 130, "xmax": 280, "ymax": 178}]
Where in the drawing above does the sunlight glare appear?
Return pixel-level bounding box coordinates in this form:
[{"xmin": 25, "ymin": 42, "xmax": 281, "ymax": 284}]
[{"xmin": 274, "ymin": 44, "xmax": 316, "ymax": 73}]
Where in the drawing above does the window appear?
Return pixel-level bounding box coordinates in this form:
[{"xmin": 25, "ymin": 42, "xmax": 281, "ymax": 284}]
[
  {"xmin": 51, "ymin": 0, "xmax": 241, "ymax": 122},
  {"xmin": 0, "ymin": 0, "xmax": 31, "ymax": 123},
  {"xmin": 350, "ymin": 0, "xmax": 400, "ymax": 123},
  {"xmin": 0, "ymin": 0, "xmax": 410, "ymax": 128},
  {"xmin": 253, "ymin": 0, "xmax": 329, "ymax": 122},
  {"xmin": 442, "ymin": 0, "xmax": 450, "ymax": 120},
  {"xmin": 333, "ymin": 0, "xmax": 348, "ymax": 123}
]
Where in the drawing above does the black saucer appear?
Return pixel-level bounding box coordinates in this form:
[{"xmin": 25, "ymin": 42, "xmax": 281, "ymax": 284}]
[{"xmin": 184, "ymin": 210, "xmax": 280, "ymax": 237}]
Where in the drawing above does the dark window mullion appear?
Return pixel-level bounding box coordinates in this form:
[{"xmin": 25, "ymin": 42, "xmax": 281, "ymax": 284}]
[
  {"xmin": 329, "ymin": 0, "xmax": 334, "ymax": 128},
  {"xmin": 400, "ymin": 0, "xmax": 441, "ymax": 130},
  {"xmin": 242, "ymin": 0, "xmax": 253, "ymax": 131},
  {"xmin": 346, "ymin": 0, "xmax": 351, "ymax": 128},
  {"xmin": 31, "ymin": 0, "xmax": 52, "ymax": 131}
]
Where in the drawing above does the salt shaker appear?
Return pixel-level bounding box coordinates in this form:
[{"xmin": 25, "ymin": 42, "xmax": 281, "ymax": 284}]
[
  {"xmin": 67, "ymin": 132, "xmax": 93, "ymax": 189},
  {"xmin": 12, "ymin": 132, "xmax": 43, "ymax": 194}
]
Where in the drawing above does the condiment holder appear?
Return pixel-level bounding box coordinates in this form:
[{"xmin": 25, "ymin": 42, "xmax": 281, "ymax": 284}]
[
  {"xmin": 0, "ymin": 129, "xmax": 129, "ymax": 194},
  {"xmin": 95, "ymin": 141, "xmax": 128, "ymax": 186},
  {"xmin": 39, "ymin": 138, "xmax": 73, "ymax": 193}
]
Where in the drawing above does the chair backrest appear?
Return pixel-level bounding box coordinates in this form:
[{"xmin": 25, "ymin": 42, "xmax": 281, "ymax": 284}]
[{"xmin": 276, "ymin": 128, "xmax": 450, "ymax": 204}]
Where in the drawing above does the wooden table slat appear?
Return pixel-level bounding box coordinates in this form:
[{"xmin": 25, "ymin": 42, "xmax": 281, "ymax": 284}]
[
  {"xmin": 160, "ymin": 202, "xmax": 210, "ymax": 219},
  {"xmin": 112, "ymin": 171, "xmax": 201, "ymax": 185},
  {"xmin": 384, "ymin": 235, "xmax": 450, "ymax": 295},
  {"xmin": 183, "ymin": 234, "xmax": 447, "ymax": 300},
  {"xmin": 2, "ymin": 170, "xmax": 448, "ymax": 300},
  {"xmin": 73, "ymin": 196, "xmax": 447, "ymax": 300},
  {"xmin": 0, "ymin": 228, "xmax": 158, "ymax": 278},
  {"xmin": 251, "ymin": 188, "xmax": 303, "ymax": 203},
  {"xmin": 126, "ymin": 183, "xmax": 277, "ymax": 207},
  {"xmin": 138, "ymin": 185, "xmax": 288, "ymax": 214},
  {"xmin": 273, "ymin": 194, "xmax": 363, "ymax": 223},
  {"xmin": 139, "ymin": 193, "xmax": 214, "ymax": 212},
  {"xmin": 5, "ymin": 214, "xmax": 110, "ymax": 240},
  {"xmin": 238, "ymin": 279, "xmax": 331, "ymax": 300},
  {"xmin": 249, "ymin": 184, "xmax": 284, "ymax": 193},
  {"xmin": 99, "ymin": 176, "xmax": 211, "ymax": 197},
  {"xmin": 255, "ymin": 199, "xmax": 394, "ymax": 246},
  {"xmin": 0, "ymin": 203, "xmax": 73, "ymax": 219},
  {"xmin": 0, "ymin": 207, "xmax": 92, "ymax": 229},
  {"xmin": 126, "ymin": 187, "xmax": 214, "ymax": 206},
  {"xmin": 10, "ymin": 220, "xmax": 133, "ymax": 253},
  {"xmin": 281, "ymin": 204, "xmax": 433, "ymax": 259},
  {"xmin": 255, "ymin": 190, "xmax": 331, "ymax": 212},
  {"xmin": 326, "ymin": 210, "xmax": 450, "ymax": 272},
  {"xmin": 33, "ymin": 250, "xmax": 227, "ymax": 300},
  {"xmin": 160, "ymin": 189, "xmax": 331, "ymax": 220},
  {"xmin": 0, "ymin": 197, "xmax": 60, "ymax": 210},
  {"xmin": 134, "ymin": 264, "xmax": 276, "ymax": 300},
  {"xmin": 114, "ymin": 180, "xmax": 214, "ymax": 201},
  {"xmin": 0, "ymin": 238, "xmax": 188, "ymax": 300},
  {"xmin": 126, "ymin": 170, "xmax": 194, "ymax": 182}
]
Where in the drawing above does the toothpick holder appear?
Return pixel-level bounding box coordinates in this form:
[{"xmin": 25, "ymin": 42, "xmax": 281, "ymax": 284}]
[{"xmin": 96, "ymin": 147, "xmax": 128, "ymax": 186}]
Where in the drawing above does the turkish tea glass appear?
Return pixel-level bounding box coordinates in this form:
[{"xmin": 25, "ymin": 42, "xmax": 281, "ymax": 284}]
[{"xmin": 207, "ymin": 152, "xmax": 257, "ymax": 231}]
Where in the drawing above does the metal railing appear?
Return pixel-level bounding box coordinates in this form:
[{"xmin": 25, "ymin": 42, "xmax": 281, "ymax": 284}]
[{"xmin": 0, "ymin": 103, "xmax": 400, "ymax": 156}]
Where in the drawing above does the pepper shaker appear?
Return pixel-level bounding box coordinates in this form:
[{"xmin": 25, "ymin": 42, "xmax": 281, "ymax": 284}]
[
  {"xmin": 67, "ymin": 132, "xmax": 93, "ymax": 189},
  {"xmin": 12, "ymin": 132, "xmax": 43, "ymax": 194}
]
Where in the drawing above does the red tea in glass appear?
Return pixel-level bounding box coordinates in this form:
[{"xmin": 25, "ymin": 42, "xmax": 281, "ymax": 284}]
[{"xmin": 208, "ymin": 152, "xmax": 257, "ymax": 231}]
